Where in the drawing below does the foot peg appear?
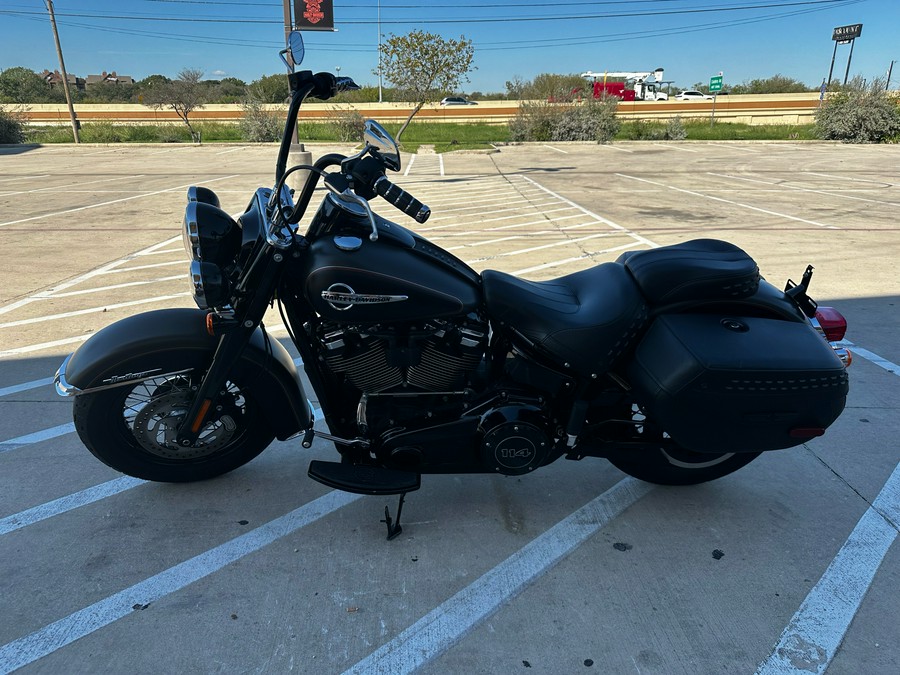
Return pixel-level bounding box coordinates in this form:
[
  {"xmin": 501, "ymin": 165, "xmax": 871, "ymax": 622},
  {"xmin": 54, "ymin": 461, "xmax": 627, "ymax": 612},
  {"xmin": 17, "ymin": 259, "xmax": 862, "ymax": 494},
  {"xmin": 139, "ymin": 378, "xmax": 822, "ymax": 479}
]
[
  {"xmin": 308, "ymin": 460, "xmax": 420, "ymax": 495},
  {"xmin": 307, "ymin": 460, "xmax": 420, "ymax": 540}
]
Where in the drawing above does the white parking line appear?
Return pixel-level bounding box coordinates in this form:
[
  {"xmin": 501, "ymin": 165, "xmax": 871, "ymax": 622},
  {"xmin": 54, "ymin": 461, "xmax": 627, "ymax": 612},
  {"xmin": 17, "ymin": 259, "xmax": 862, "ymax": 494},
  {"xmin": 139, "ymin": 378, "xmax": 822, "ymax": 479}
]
[
  {"xmin": 0, "ymin": 377, "xmax": 53, "ymax": 398},
  {"xmin": 0, "ymin": 477, "xmax": 146, "ymax": 536},
  {"xmin": 0, "ymin": 423, "xmax": 75, "ymax": 452},
  {"xmin": 616, "ymin": 173, "xmax": 839, "ymax": 230},
  {"xmin": 543, "ymin": 145, "xmax": 569, "ymax": 154},
  {"xmin": 403, "ymin": 154, "xmax": 416, "ymax": 177},
  {"xmin": 654, "ymin": 143, "xmax": 699, "ymax": 153},
  {"xmin": 0, "ymin": 489, "xmax": 363, "ymax": 674},
  {"xmin": 804, "ymin": 171, "xmax": 895, "ymax": 187},
  {"xmin": 708, "ymin": 172, "xmax": 900, "ymax": 208},
  {"xmin": 0, "ymin": 334, "xmax": 89, "ymax": 359},
  {"xmin": 0, "ymin": 174, "xmax": 49, "ymax": 184},
  {"xmin": 1, "ymin": 174, "xmax": 146, "ymax": 196},
  {"xmin": 512, "ymin": 241, "xmax": 641, "ymax": 275},
  {"xmin": 522, "ymin": 176, "xmax": 658, "ymax": 248},
  {"xmin": 0, "ymin": 176, "xmax": 238, "ymax": 228},
  {"xmin": 839, "ymin": 341, "xmax": 898, "ymax": 375},
  {"xmin": 0, "ymin": 294, "xmax": 190, "ymax": 329},
  {"xmin": 756, "ymin": 462, "xmax": 900, "ymax": 675},
  {"xmin": 0, "ymin": 236, "xmax": 180, "ymax": 316},
  {"xmin": 31, "ymin": 276, "xmax": 183, "ymax": 299},
  {"xmin": 101, "ymin": 260, "xmax": 187, "ymax": 275},
  {"xmin": 423, "ymin": 198, "xmax": 560, "ymax": 221},
  {"xmin": 343, "ymin": 477, "xmax": 654, "ymax": 674},
  {"xmin": 464, "ymin": 232, "xmax": 622, "ymax": 265}
]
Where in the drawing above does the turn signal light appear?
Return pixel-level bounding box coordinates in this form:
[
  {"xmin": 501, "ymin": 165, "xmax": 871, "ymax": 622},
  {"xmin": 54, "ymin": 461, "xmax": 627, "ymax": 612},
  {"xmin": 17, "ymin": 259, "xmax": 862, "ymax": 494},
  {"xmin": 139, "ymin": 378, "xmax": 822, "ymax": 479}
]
[{"xmin": 814, "ymin": 306, "xmax": 847, "ymax": 342}]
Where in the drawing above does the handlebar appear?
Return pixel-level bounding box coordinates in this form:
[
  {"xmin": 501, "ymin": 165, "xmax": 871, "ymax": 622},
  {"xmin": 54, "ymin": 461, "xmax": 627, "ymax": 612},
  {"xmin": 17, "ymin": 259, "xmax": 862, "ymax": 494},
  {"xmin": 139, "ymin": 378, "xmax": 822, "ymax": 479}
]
[{"xmin": 374, "ymin": 177, "xmax": 431, "ymax": 224}]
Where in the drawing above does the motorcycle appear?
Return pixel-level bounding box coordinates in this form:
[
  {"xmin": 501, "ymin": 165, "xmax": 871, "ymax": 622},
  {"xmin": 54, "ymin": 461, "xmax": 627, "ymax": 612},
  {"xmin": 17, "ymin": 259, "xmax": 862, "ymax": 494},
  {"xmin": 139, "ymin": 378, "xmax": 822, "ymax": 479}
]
[{"xmin": 55, "ymin": 33, "xmax": 851, "ymax": 538}]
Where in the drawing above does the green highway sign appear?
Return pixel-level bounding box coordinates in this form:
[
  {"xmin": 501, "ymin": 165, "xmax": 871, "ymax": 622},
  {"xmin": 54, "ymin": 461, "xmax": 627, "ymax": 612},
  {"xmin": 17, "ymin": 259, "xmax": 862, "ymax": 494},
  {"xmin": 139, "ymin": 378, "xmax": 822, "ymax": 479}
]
[{"xmin": 709, "ymin": 75, "xmax": 723, "ymax": 92}]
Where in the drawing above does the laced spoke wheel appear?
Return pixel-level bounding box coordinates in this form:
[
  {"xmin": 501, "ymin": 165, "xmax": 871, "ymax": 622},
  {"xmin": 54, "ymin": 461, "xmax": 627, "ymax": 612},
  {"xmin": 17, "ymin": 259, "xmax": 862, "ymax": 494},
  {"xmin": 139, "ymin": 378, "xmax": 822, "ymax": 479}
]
[{"xmin": 74, "ymin": 363, "xmax": 275, "ymax": 483}]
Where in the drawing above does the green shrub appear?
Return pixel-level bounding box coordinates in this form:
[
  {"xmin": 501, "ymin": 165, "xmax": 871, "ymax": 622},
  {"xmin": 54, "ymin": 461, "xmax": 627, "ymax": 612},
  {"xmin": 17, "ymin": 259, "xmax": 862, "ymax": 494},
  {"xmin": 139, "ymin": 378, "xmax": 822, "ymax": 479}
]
[
  {"xmin": 0, "ymin": 105, "xmax": 25, "ymax": 144},
  {"xmin": 0, "ymin": 106, "xmax": 26, "ymax": 143},
  {"xmin": 328, "ymin": 109, "xmax": 366, "ymax": 143},
  {"xmin": 80, "ymin": 122, "xmax": 123, "ymax": 143},
  {"xmin": 240, "ymin": 99, "xmax": 283, "ymax": 142},
  {"xmin": 620, "ymin": 119, "xmax": 667, "ymax": 141},
  {"xmin": 816, "ymin": 77, "xmax": 900, "ymax": 143},
  {"xmin": 510, "ymin": 97, "xmax": 620, "ymax": 143},
  {"xmin": 666, "ymin": 116, "xmax": 687, "ymax": 140},
  {"xmin": 509, "ymin": 100, "xmax": 559, "ymax": 142}
]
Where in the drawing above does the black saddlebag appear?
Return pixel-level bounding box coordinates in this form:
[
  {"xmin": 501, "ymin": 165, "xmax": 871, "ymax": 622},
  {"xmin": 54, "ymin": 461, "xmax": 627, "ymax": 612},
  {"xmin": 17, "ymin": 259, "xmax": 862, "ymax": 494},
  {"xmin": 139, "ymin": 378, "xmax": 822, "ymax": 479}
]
[{"xmin": 627, "ymin": 313, "xmax": 848, "ymax": 453}]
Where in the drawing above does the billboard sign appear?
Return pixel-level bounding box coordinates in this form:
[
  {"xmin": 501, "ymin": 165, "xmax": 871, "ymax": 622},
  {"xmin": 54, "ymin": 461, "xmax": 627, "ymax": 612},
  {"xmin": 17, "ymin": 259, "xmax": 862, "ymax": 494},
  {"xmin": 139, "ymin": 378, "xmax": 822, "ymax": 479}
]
[
  {"xmin": 294, "ymin": 0, "xmax": 334, "ymax": 31},
  {"xmin": 832, "ymin": 24, "xmax": 862, "ymax": 41}
]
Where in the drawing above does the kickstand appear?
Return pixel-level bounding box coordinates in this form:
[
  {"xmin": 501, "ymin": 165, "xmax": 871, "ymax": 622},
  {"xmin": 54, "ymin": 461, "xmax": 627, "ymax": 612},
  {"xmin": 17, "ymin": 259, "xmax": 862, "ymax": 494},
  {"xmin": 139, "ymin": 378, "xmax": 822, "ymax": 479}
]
[{"xmin": 381, "ymin": 492, "xmax": 407, "ymax": 541}]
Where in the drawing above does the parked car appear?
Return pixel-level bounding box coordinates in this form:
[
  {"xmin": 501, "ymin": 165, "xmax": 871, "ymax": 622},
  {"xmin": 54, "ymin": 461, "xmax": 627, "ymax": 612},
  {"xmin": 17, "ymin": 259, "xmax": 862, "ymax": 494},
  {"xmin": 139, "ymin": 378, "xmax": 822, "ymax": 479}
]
[
  {"xmin": 440, "ymin": 97, "xmax": 478, "ymax": 106},
  {"xmin": 675, "ymin": 90, "xmax": 713, "ymax": 100}
]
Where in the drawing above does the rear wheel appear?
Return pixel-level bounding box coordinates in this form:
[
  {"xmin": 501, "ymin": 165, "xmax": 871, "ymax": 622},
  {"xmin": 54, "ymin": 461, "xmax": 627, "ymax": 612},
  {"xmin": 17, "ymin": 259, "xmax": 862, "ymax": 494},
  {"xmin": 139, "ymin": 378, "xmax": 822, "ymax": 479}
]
[
  {"xmin": 73, "ymin": 366, "xmax": 274, "ymax": 482},
  {"xmin": 606, "ymin": 446, "xmax": 761, "ymax": 486},
  {"xmin": 600, "ymin": 405, "xmax": 762, "ymax": 486}
]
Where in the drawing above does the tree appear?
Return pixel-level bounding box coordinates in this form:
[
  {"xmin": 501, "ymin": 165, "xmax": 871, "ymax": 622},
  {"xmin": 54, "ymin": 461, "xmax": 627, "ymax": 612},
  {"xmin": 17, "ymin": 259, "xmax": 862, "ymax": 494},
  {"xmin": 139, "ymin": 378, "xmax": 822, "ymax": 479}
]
[
  {"xmin": 730, "ymin": 74, "xmax": 814, "ymax": 94},
  {"xmin": 377, "ymin": 29, "xmax": 475, "ymax": 142},
  {"xmin": 212, "ymin": 77, "xmax": 248, "ymax": 103},
  {"xmin": 142, "ymin": 68, "xmax": 207, "ymax": 142},
  {"xmin": 249, "ymin": 73, "xmax": 291, "ymax": 104},
  {"xmin": 0, "ymin": 67, "xmax": 60, "ymax": 103}
]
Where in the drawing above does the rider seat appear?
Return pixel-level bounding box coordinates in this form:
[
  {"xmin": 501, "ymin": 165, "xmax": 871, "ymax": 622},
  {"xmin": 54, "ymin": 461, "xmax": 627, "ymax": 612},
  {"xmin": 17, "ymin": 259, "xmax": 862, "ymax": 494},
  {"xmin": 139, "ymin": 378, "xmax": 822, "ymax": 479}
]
[
  {"xmin": 482, "ymin": 263, "xmax": 648, "ymax": 375},
  {"xmin": 617, "ymin": 239, "xmax": 759, "ymax": 306}
]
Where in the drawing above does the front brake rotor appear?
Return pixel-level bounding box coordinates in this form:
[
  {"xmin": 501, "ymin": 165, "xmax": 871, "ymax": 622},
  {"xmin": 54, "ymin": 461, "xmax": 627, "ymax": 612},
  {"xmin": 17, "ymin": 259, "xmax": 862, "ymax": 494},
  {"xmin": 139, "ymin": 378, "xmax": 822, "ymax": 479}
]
[{"xmin": 133, "ymin": 390, "xmax": 237, "ymax": 459}]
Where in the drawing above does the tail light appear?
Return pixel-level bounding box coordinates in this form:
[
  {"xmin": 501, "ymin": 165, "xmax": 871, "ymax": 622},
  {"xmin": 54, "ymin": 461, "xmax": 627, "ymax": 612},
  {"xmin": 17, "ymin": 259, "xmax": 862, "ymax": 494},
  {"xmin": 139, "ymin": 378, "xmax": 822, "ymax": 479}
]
[{"xmin": 814, "ymin": 306, "xmax": 847, "ymax": 342}]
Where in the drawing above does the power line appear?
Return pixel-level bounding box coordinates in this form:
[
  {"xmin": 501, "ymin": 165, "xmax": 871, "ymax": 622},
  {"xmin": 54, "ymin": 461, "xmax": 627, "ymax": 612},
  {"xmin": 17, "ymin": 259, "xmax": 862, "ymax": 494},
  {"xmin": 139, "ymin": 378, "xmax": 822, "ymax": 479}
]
[{"xmin": 0, "ymin": 0, "xmax": 859, "ymax": 25}]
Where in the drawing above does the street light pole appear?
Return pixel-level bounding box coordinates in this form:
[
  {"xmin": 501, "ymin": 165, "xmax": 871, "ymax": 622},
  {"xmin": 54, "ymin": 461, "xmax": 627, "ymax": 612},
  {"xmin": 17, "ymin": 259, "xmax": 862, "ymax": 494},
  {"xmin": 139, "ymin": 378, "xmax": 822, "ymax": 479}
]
[{"xmin": 45, "ymin": 0, "xmax": 79, "ymax": 143}]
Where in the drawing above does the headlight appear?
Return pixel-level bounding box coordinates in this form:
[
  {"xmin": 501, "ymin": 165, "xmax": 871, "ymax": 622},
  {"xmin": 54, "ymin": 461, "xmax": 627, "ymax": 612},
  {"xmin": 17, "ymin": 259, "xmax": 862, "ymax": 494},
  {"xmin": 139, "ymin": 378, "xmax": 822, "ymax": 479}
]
[
  {"xmin": 183, "ymin": 201, "xmax": 201, "ymax": 260},
  {"xmin": 189, "ymin": 260, "xmax": 229, "ymax": 309},
  {"xmin": 182, "ymin": 201, "xmax": 241, "ymax": 266}
]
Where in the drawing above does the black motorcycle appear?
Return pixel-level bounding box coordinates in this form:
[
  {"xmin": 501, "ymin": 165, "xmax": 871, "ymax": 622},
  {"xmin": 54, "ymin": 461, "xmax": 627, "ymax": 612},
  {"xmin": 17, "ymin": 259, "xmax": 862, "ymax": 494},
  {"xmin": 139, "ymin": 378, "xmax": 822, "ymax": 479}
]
[{"xmin": 56, "ymin": 34, "xmax": 851, "ymax": 538}]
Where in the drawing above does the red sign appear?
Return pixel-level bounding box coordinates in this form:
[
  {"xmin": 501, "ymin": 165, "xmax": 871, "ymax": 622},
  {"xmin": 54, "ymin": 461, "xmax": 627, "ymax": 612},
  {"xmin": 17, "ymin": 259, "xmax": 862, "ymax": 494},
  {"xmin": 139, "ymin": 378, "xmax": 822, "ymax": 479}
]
[{"xmin": 294, "ymin": 0, "xmax": 334, "ymax": 31}]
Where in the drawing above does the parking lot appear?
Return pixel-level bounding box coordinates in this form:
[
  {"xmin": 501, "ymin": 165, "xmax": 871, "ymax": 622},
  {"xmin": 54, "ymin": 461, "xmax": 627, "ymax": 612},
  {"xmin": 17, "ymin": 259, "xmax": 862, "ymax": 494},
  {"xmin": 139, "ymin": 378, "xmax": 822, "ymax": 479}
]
[{"xmin": 1, "ymin": 139, "xmax": 898, "ymax": 674}]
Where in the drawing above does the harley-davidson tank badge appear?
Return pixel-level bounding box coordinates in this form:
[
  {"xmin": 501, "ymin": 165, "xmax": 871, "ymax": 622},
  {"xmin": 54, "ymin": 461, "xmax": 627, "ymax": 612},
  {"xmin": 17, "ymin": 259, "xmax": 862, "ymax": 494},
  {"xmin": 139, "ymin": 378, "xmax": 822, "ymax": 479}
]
[{"xmin": 322, "ymin": 283, "xmax": 408, "ymax": 311}]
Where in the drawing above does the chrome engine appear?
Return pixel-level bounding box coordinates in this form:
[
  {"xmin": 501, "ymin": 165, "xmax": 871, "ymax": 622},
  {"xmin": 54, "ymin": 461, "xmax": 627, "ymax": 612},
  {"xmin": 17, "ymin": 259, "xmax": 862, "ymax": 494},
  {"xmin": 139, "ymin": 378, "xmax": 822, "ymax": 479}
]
[{"xmin": 316, "ymin": 317, "xmax": 488, "ymax": 393}]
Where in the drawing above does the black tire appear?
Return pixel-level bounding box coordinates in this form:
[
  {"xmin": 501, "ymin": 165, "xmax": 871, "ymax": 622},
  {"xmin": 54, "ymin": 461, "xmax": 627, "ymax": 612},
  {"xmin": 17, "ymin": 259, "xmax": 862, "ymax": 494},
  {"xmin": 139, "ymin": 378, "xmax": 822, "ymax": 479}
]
[
  {"xmin": 606, "ymin": 447, "xmax": 762, "ymax": 486},
  {"xmin": 597, "ymin": 405, "xmax": 761, "ymax": 486},
  {"xmin": 73, "ymin": 365, "xmax": 275, "ymax": 483}
]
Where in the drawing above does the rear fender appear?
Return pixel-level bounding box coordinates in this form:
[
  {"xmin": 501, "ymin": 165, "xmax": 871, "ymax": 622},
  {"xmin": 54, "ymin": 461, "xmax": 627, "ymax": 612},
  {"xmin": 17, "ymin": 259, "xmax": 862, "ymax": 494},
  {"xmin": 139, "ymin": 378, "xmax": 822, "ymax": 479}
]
[{"xmin": 57, "ymin": 308, "xmax": 311, "ymax": 440}]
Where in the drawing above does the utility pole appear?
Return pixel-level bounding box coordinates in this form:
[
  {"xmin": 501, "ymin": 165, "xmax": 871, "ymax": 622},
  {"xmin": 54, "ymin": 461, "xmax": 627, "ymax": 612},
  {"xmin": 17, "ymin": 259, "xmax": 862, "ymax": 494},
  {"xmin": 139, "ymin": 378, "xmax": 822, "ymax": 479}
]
[
  {"xmin": 282, "ymin": 0, "xmax": 298, "ymax": 144},
  {"xmin": 45, "ymin": 0, "xmax": 79, "ymax": 143},
  {"xmin": 887, "ymin": 60, "xmax": 896, "ymax": 91},
  {"xmin": 377, "ymin": 0, "xmax": 383, "ymax": 103}
]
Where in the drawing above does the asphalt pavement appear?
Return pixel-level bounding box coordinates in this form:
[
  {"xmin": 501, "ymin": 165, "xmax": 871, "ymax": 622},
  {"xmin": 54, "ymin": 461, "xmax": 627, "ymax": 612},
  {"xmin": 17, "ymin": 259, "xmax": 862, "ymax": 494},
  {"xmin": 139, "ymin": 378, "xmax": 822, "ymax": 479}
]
[{"xmin": 0, "ymin": 139, "xmax": 897, "ymax": 674}]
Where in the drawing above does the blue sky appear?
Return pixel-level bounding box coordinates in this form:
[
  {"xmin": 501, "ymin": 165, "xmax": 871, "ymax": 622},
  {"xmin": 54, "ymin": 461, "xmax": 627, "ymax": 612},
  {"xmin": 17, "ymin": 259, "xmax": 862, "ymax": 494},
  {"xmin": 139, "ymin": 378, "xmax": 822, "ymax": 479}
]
[{"xmin": 1, "ymin": 1, "xmax": 897, "ymax": 93}]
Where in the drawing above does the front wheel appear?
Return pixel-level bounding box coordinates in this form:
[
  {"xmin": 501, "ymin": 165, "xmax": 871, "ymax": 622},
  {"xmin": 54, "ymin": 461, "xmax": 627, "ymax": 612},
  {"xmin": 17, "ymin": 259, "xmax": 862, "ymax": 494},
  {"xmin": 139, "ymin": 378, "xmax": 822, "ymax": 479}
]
[
  {"xmin": 73, "ymin": 367, "xmax": 275, "ymax": 483},
  {"xmin": 606, "ymin": 447, "xmax": 761, "ymax": 486}
]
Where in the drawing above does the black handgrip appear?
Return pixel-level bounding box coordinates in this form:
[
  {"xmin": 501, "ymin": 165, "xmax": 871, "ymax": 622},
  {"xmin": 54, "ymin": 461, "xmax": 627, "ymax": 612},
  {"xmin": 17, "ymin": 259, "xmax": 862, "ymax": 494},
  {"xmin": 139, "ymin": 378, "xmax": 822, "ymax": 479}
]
[{"xmin": 375, "ymin": 177, "xmax": 431, "ymax": 223}]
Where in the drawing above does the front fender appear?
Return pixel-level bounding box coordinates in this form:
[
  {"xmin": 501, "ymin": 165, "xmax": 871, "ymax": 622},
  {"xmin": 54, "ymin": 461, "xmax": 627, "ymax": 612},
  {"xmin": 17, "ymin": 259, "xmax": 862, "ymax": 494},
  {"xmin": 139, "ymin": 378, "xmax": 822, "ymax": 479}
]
[{"xmin": 57, "ymin": 308, "xmax": 311, "ymax": 440}]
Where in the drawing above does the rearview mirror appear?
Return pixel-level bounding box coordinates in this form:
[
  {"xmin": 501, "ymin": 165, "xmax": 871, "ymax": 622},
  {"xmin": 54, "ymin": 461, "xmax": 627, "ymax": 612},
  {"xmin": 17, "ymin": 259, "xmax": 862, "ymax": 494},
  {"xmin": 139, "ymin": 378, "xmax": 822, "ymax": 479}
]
[
  {"xmin": 280, "ymin": 31, "xmax": 305, "ymax": 72},
  {"xmin": 363, "ymin": 120, "xmax": 401, "ymax": 172}
]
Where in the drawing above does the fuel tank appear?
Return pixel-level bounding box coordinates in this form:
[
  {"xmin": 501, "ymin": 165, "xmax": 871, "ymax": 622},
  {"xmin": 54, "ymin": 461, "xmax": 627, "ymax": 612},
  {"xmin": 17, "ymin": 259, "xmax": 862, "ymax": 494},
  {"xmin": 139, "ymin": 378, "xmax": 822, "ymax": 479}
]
[{"xmin": 295, "ymin": 196, "xmax": 482, "ymax": 323}]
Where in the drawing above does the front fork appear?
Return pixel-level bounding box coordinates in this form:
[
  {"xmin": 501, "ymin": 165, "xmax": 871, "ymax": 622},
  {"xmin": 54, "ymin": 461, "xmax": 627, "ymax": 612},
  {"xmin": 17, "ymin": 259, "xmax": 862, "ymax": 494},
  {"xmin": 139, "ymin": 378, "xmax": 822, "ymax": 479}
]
[{"xmin": 175, "ymin": 247, "xmax": 286, "ymax": 446}]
